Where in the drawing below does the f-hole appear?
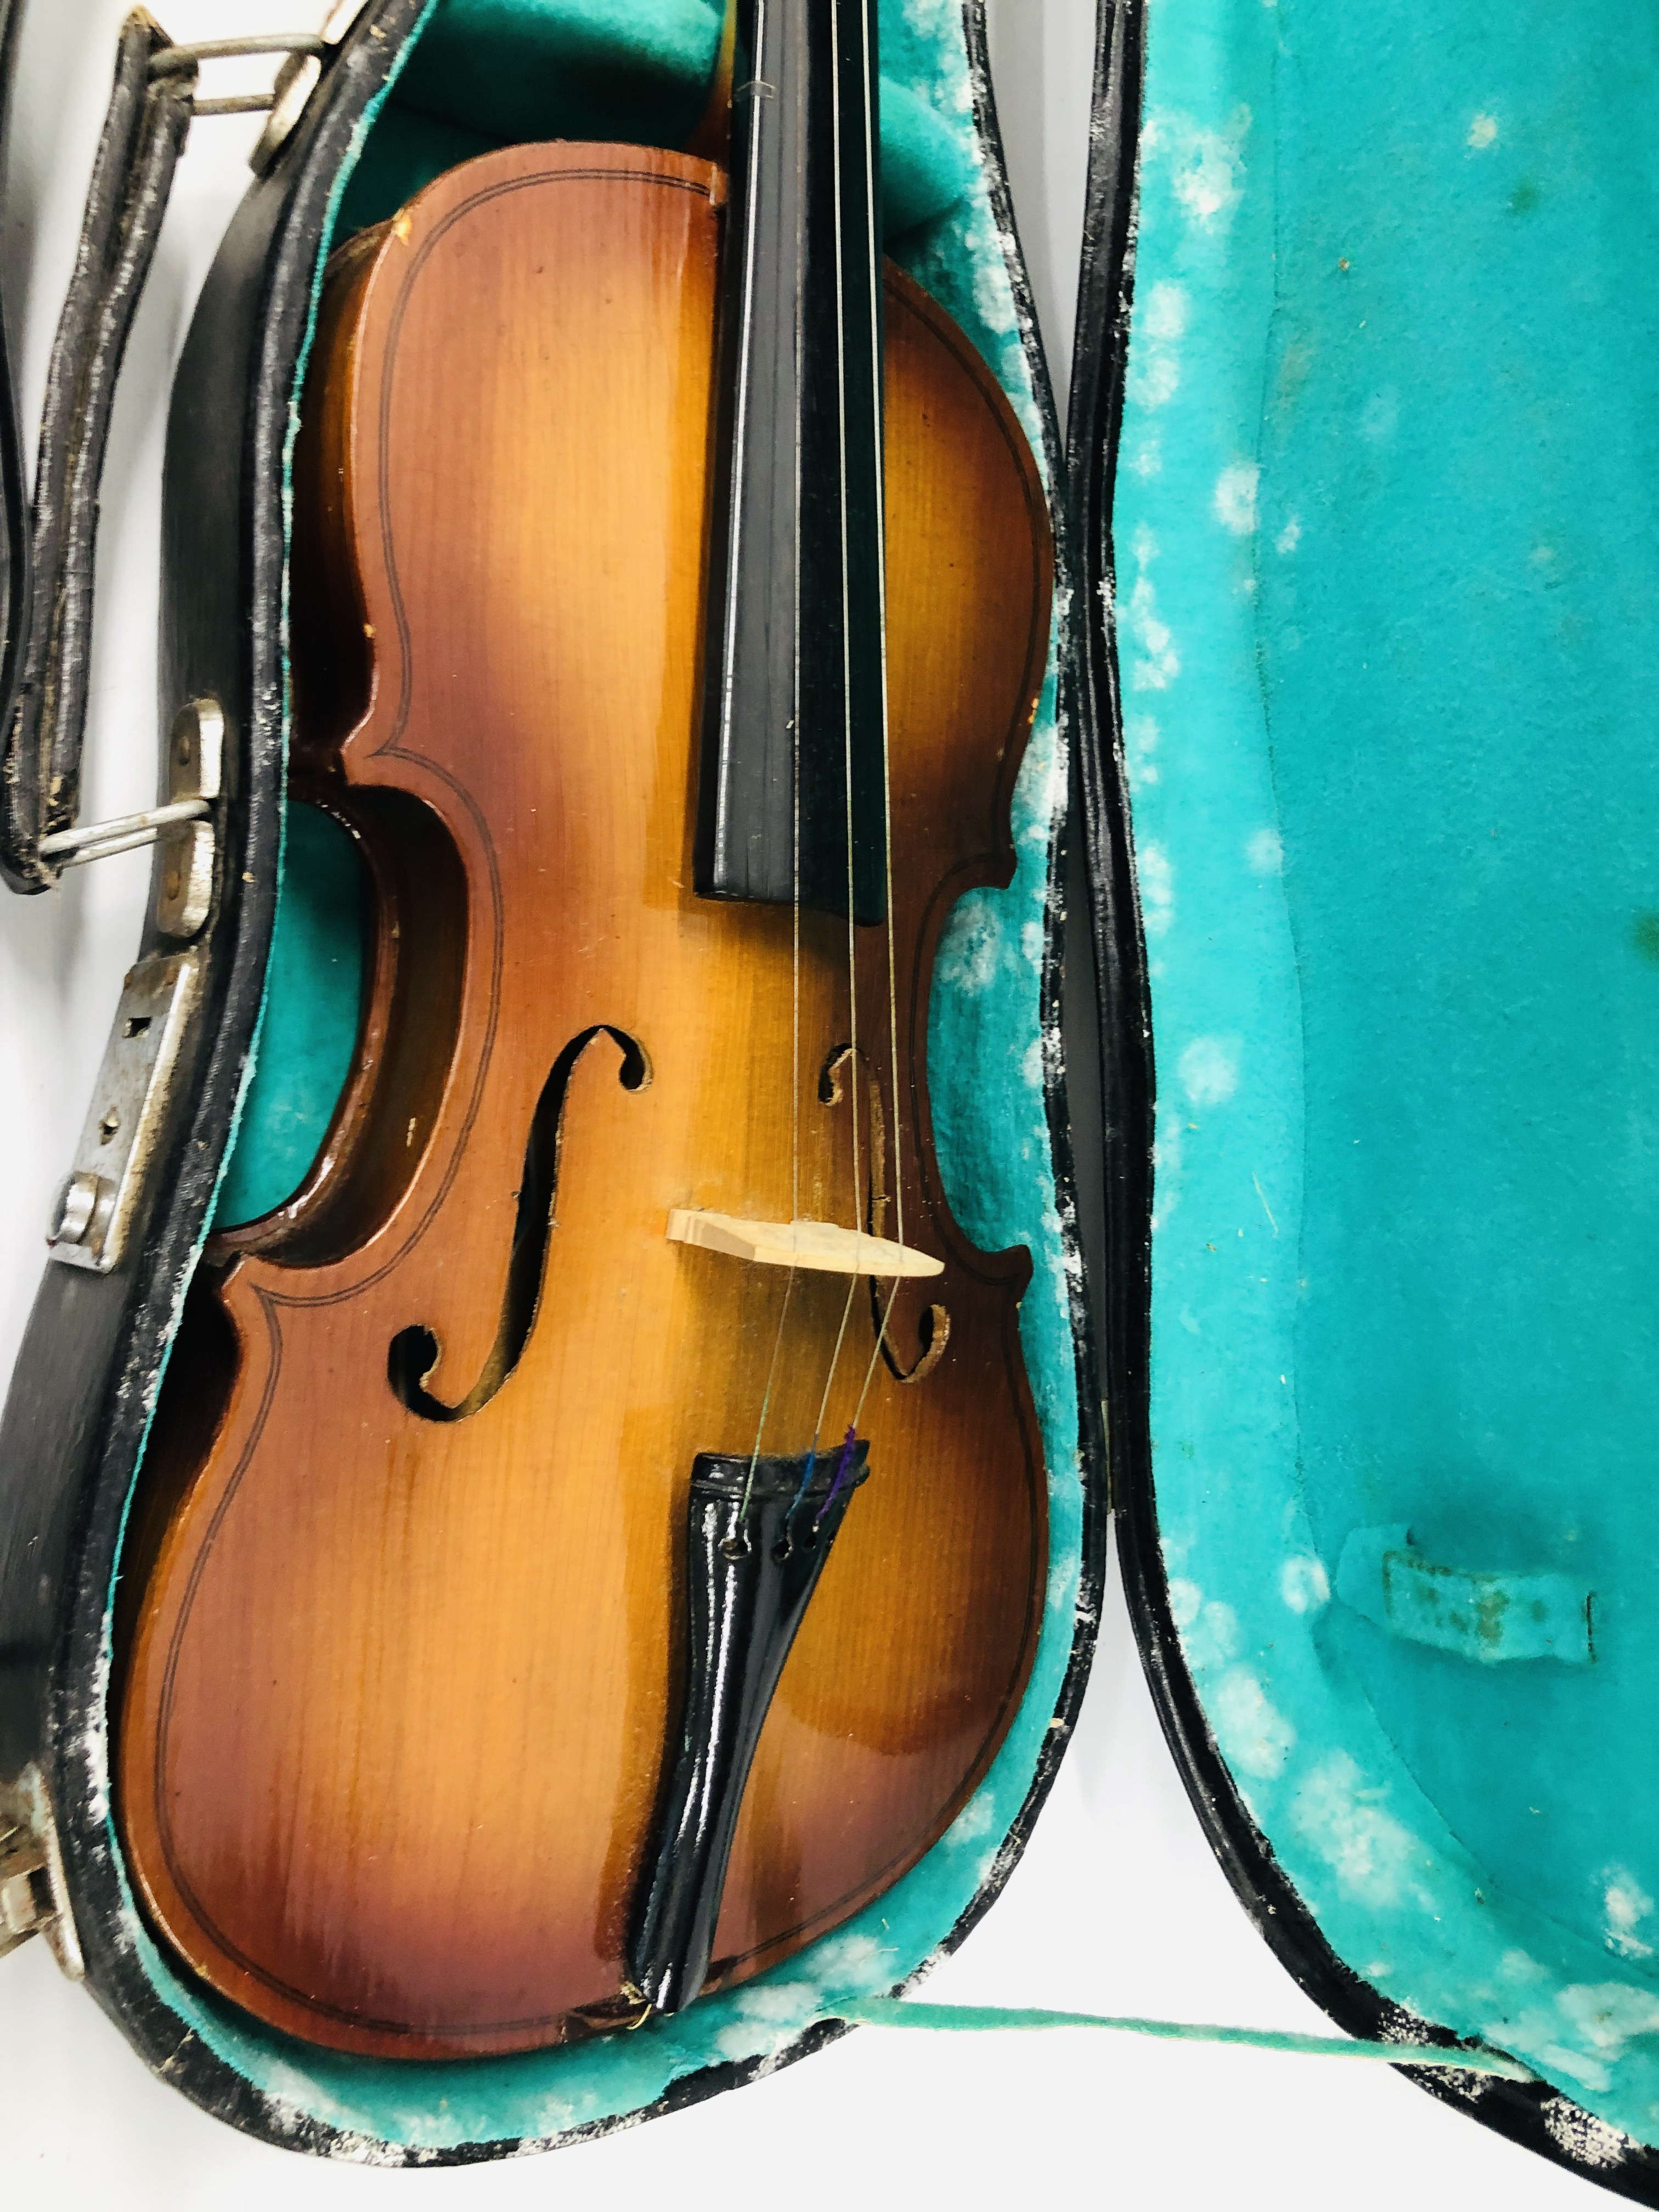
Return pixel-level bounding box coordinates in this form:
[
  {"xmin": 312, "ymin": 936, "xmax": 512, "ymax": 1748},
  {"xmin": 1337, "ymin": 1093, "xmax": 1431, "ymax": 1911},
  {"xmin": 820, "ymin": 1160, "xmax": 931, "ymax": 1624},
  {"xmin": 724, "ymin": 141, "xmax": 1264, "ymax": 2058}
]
[
  {"xmin": 820, "ymin": 1043, "xmax": 948, "ymax": 1385},
  {"xmin": 390, "ymin": 1025, "xmax": 648, "ymax": 1421}
]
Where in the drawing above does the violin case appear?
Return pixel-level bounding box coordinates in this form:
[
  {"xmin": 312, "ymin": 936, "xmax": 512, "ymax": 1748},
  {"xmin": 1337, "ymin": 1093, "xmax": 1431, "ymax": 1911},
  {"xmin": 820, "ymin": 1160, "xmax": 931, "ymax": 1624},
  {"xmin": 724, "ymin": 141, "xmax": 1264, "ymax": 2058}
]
[
  {"xmin": 1074, "ymin": 0, "xmax": 1659, "ymax": 2197},
  {"xmin": 7, "ymin": 0, "xmax": 1659, "ymax": 2196},
  {"xmin": 0, "ymin": 0, "xmax": 1104, "ymax": 2163}
]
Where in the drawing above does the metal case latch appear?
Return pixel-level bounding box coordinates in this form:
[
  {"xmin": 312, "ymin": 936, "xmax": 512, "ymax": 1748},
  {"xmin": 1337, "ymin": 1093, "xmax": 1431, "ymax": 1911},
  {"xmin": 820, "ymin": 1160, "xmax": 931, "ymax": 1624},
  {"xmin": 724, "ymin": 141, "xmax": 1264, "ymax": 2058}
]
[{"xmin": 47, "ymin": 952, "xmax": 200, "ymax": 1274}]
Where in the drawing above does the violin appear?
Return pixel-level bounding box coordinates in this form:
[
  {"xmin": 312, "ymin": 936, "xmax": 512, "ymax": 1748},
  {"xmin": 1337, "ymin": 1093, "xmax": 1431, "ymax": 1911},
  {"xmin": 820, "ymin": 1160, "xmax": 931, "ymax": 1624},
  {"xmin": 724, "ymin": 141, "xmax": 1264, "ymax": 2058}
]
[{"xmin": 115, "ymin": 0, "xmax": 1052, "ymax": 2057}]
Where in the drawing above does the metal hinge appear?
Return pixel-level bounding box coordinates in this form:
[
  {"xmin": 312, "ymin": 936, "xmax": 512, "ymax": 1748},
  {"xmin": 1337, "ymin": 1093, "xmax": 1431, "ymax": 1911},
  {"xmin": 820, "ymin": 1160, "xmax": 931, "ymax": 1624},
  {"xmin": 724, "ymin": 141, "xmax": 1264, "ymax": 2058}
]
[
  {"xmin": 0, "ymin": 1768, "xmax": 84, "ymax": 1979},
  {"xmin": 46, "ymin": 948, "xmax": 201, "ymax": 1273},
  {"xmin": 43, "ymin": 704, "xmax": 217, "ymax": 1273}
]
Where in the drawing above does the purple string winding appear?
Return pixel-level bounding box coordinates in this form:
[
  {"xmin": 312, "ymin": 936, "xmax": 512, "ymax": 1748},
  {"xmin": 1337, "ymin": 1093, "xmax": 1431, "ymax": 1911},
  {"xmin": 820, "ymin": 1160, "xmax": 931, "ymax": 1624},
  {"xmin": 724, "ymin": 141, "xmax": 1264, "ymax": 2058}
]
[{"xmin": 814, "ymin": 1424, "xmax": 860, "ymax": 1531}]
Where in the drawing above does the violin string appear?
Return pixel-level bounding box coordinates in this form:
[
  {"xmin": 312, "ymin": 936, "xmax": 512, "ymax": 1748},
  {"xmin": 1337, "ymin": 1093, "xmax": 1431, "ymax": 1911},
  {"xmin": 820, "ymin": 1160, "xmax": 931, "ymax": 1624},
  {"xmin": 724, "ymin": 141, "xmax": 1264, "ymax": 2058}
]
[
  {"xmin": 792, "ymin": 0, "xmax": 865, "ymax": 1465},
  {"xmin": 853, "ymin": 1270, "xmax": 900, "ymax": 1428},
  {"xmin": 738, "ymin": 0, "xmax": 802, "ymax": 1533},
  {"xmin": 832, "ymin": 0, "xmax": 865, "ymax": 1317},
  {"xmin": 741, "ymin": 1260, "xmax": 796, "ymax": 1527},
  {"xmin": 850, "ymin": 0, "xmax": 905, "ymax": 1438},
  {"xmin": 813, "ymin": 1277, "xmax": 861, "ymax": 1449}
]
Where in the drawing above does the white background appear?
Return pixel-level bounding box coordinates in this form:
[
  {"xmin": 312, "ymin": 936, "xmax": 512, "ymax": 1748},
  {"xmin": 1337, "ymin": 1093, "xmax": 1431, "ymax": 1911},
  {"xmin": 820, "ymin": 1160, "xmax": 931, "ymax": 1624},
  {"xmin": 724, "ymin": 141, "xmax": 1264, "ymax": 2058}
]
[{"xmin": 0, "ymin": 4, "xmax": 1606, "ymax": 2206}]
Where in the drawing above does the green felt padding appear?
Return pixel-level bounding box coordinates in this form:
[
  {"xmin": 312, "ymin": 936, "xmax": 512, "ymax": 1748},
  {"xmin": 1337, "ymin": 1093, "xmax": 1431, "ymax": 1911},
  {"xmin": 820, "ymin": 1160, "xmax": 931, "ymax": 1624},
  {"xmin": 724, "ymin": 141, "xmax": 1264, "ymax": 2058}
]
[
  {"xmin": 1120, "ymin": 0, "xmax": 1659, "ymax": 2144},
  {"xmin": 136, "ymin": 0, "xmax": 1082, "ymax": 2157},
  {"xmin": 842, "ymin": 1999, "xmax": 1535, "ymax": 2078},
  {"xmin": 335, "ymin": 0, "xmax": 975, "ymax": 243},
  {"xmin": 212, "ymin": 803, "xmax": 365, "ymax": 1229}
]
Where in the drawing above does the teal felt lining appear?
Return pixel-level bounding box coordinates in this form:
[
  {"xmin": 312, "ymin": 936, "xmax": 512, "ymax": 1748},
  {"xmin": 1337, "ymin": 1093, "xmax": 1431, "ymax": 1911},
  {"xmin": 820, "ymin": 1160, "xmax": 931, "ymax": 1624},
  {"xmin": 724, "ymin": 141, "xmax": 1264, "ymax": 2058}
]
[
  {"xmin": 1120, "ymin": 0, "xmax": 1659, "ymax": 2145},
  {"xmin": 211, "ymin": 805, "xmax": 365, "ymax": 1227},
  {"xmin": 111, "ymin": 0, "xmax": 1082, "ymax": 2157},
  {"xmin": 329, "ymin": 0, "xmax": 976, "ymax": 252}
]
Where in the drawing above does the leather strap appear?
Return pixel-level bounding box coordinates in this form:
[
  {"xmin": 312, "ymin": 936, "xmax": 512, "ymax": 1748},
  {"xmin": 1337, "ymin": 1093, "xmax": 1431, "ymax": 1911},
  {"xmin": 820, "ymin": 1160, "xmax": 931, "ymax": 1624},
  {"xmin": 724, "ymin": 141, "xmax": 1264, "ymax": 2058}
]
[{"xmin": 1, "ymin": 10, "xmax": 194, "ymax": 892}]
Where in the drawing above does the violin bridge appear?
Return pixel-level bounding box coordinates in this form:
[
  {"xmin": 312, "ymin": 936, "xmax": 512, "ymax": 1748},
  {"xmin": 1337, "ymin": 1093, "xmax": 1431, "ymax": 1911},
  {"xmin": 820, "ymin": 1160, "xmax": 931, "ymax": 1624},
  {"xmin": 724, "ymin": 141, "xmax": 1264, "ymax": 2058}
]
[{"xmin": 665, "ymin": 1209, "xmax": 943, "ymax": 1279}]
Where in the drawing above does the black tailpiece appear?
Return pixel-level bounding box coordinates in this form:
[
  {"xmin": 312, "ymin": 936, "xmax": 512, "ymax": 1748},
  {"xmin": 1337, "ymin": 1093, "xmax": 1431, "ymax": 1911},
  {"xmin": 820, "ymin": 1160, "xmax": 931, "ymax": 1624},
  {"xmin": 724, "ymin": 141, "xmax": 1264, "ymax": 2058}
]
[{"xmin": 629, "ymin": 1442, "xmax": 870, "ymax": 2014}]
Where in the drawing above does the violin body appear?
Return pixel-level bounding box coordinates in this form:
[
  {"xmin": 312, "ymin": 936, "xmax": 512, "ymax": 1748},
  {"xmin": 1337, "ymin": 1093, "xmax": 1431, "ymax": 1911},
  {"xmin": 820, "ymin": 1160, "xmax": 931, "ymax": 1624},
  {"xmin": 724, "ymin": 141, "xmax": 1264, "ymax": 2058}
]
[{"xmin": 117, "ymin": 142, "xmax": 1052, "ymax": 2058}]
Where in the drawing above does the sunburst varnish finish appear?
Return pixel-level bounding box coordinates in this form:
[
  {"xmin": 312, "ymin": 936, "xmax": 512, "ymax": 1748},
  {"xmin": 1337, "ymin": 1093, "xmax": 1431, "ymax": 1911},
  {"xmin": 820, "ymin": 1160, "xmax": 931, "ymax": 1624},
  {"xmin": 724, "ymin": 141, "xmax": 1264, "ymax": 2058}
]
[{"xmin": 117, "ymin": 144, "xmax": 1053, "ymax": 2058}]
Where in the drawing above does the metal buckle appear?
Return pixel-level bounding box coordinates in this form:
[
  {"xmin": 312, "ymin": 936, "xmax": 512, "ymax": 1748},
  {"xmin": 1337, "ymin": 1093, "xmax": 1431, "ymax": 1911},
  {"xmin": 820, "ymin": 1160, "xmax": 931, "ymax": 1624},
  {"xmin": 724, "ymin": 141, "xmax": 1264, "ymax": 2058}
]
[
  {"xmin": 38, "ymin": 797, "xmax": 207, "ymax": 869},
  {"xmin": 143, "ymin": 1, "xmax": 374, "ymax": 166},
  {"xmin": 149, "ymin": 32, "xmax": 326, "ymax": 116},
  {"xmin": 42, "ymin": 696, "xmax": 222, "ymax": 888}
]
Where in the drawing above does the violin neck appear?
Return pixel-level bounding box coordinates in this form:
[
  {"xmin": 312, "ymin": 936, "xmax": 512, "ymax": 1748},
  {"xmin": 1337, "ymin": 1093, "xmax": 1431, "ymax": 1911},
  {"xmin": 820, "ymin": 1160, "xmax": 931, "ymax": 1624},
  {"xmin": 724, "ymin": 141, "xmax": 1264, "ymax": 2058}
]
[{"xmin": 695, "ymin": 0, "xmax": 889, "ymax": 927}]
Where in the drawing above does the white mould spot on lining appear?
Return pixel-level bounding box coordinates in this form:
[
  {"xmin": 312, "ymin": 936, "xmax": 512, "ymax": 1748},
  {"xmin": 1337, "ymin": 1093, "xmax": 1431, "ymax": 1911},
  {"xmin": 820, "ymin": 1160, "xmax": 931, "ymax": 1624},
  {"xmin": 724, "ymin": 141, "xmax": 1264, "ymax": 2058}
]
[
  {"xmin": 1280, "ymin": 1555, "xmax": 1330, "ymax": 1615},
  {"xmin": 1047, "ymin": 1556, "xmax": 1079, "ymax": 1615},
  {"xmin": 1138, "ymin": 842, "xmax": 1175, "ymax": 938},
  {"xmin": 714, "ymin": 1979, "xmax": 823, "ymax": 2063},
  {"xmin": 1142, "ymin": 279, "xmax": 1190, "ymax": 344},
  {"xmin": 1291, "ymin": 1752, "xmax": 1434, "ymax": 1909},
  {"xmin": 1549, "ymin": 1982, "xmax": 1659, "ymax": 2087},
  {"xmin": 1178, "ymin": 1035, "xmax": 1239, "ymax": 1107},
  {"xmin": 1247, "ymin": 826, "xmax": 1283, "ymax": 875},
  {"xmin": 1181, "ymin": 1596, "xmax": 1242, "ymax": 1672},
  {"xmin": 1502, "ymin": 1947, "xmax": 1548, "ymax": 1984},
  {"xmin": 935, "ymin": 904, "xmax": 1000, "ymax": 995},
  {"xmin": 1274, "ymin": 516, "xmax": 1302, "ymax": 554},
  {"xmin": 1127, "ymin": 713, "xmax": 1160, "ymax": 789},
  {"xmin": 1167, "ymin": 1576, "xmax": 1202, "ymax": 1630},
  {"xmin": 1152, "ymin": 1106, "xmax": 1184, "ymax": 1232},
  {"xmin": 1602, "ymin": 1870, "xmax": 1656, "ymax": 1961},
  {"xmin": 1143, "ymin": 106, "xmax": 1252, "ymax": 233},
  {"xmin": 1213, "ymin": 1668, "xmax": 1296, "ymax": 1780},
  {"xmin": 1126, "ymin": 575, "xmax": 1180, "ymax": 691},
  {"xmin": 1468, "ymin": 112, "xmax": 1499, "ymax": 149},
  {"xmin": 813, "ymin": 1931, "xmax": 900, "ymax": 1987},
  {"xmin": 948, "ymin": 1793, "xmax": 997, "ymax": 1847},
  {"xmin": 1214, "ymin": 462, "xmax": 1260, "ymax": 536},
  {"xmin": 1129, "ymin": 280, "xmax": 1190, "ymax": 412}
]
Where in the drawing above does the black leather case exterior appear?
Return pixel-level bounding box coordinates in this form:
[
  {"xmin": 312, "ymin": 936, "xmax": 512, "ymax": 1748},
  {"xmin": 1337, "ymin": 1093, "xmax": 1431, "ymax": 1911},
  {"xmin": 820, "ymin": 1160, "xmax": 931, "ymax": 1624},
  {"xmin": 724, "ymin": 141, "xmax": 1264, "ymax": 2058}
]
[
  {"xmin": 0, "ymin": 0, "xmax": 31, "ymax": 772},
  {"xmin": 0, "ymin": 0, "xmax": 1104, "ymax": 2157}
]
